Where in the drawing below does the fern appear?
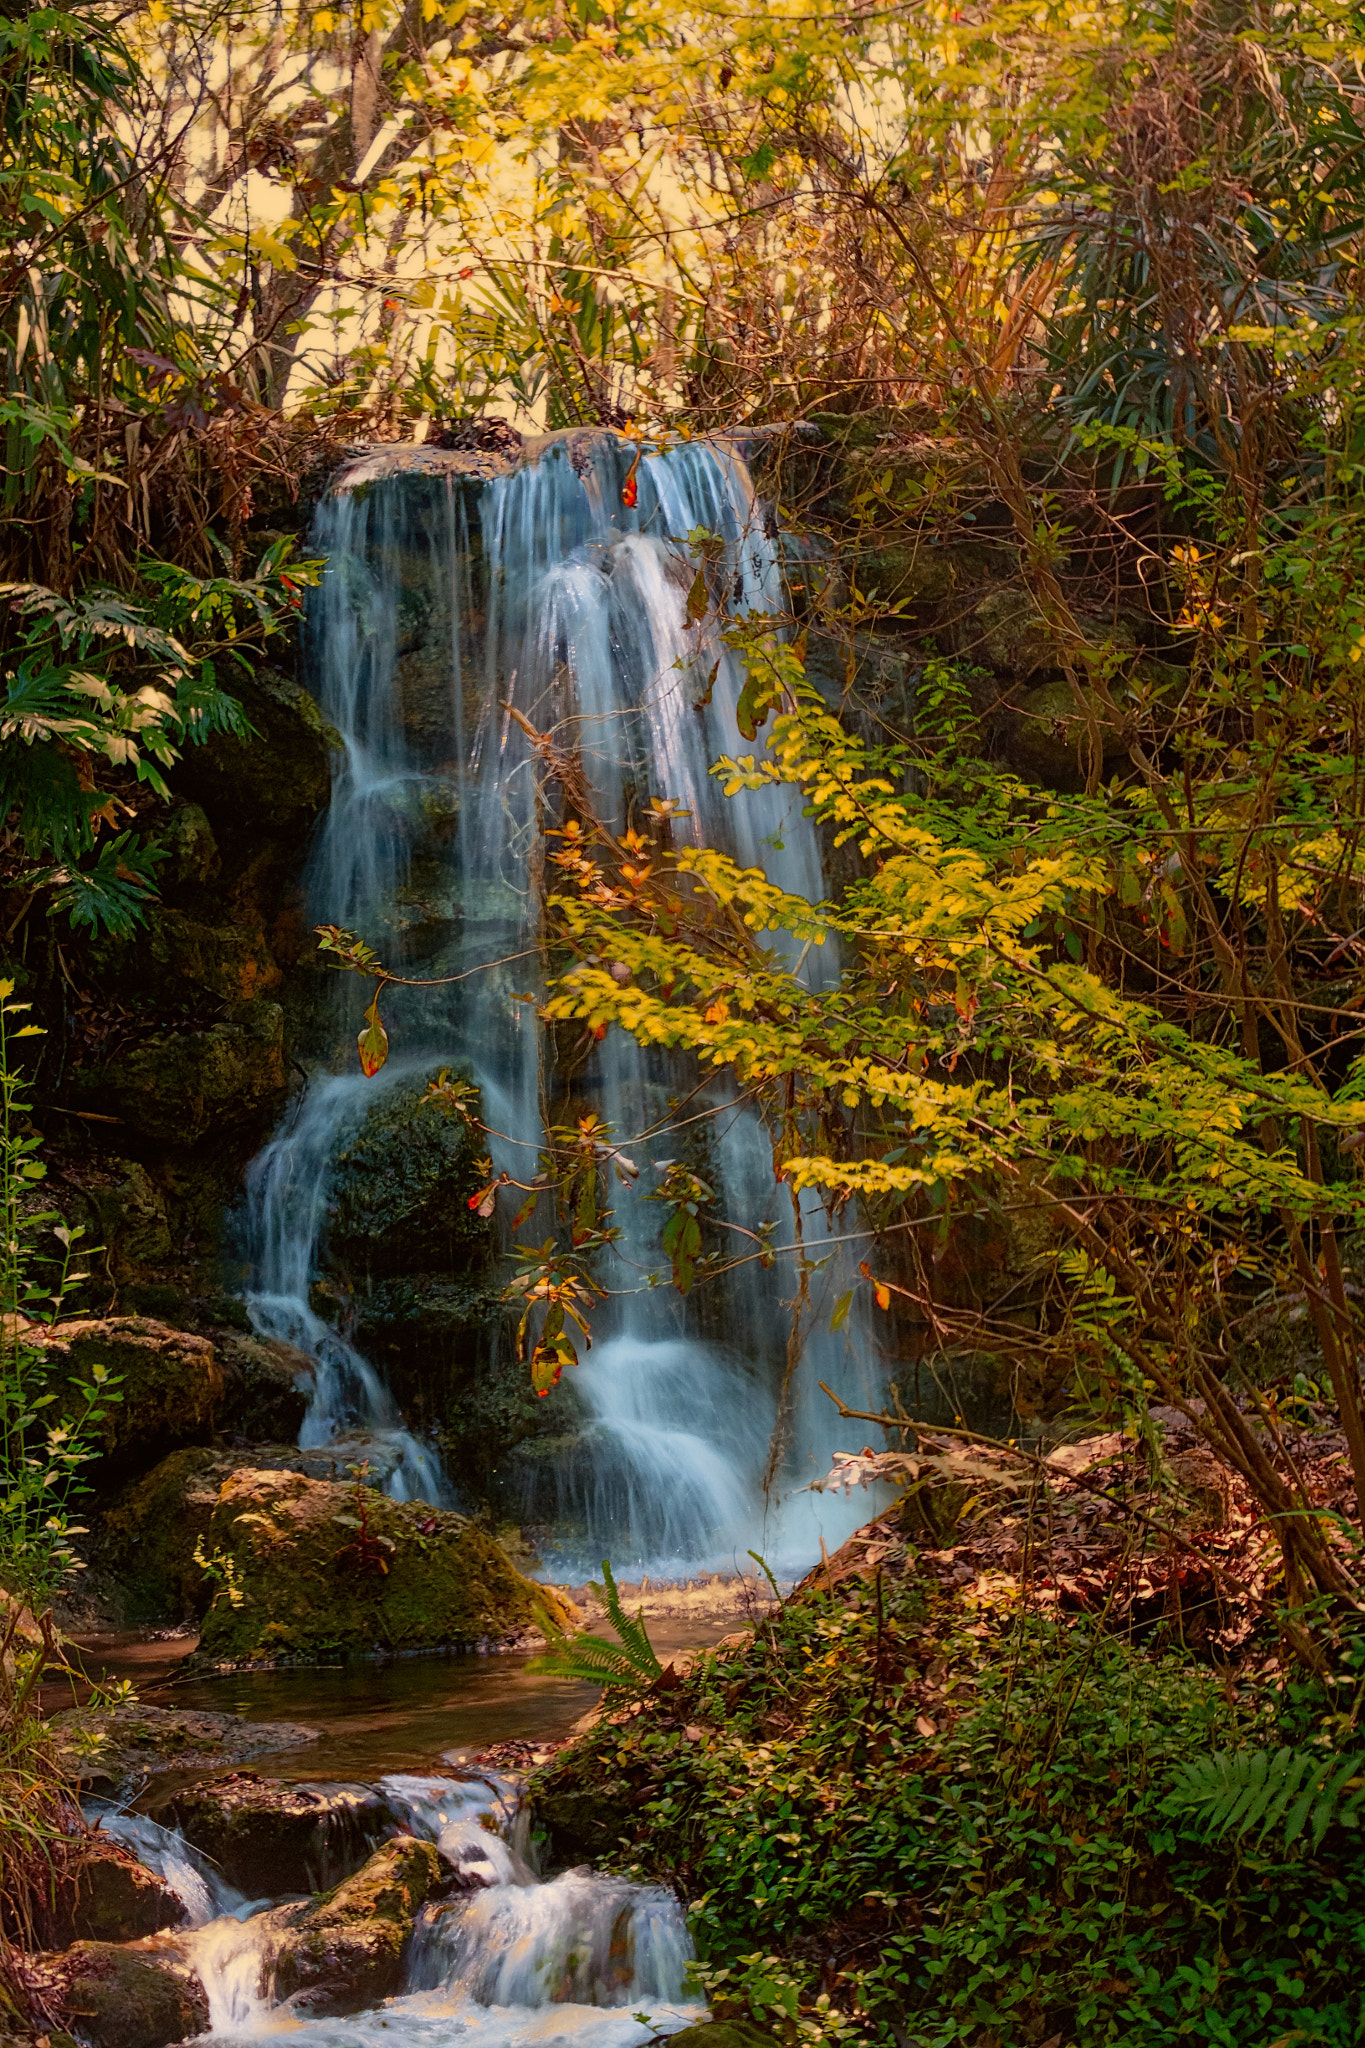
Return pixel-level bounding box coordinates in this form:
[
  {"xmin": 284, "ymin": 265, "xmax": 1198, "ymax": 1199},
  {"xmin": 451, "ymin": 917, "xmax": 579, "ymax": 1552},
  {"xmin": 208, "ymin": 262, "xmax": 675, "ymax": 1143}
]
[
  {"xmin": 1162, "ymin": 1745, "xmax": 1365, "ymax": 1852},
  {"xmin": 529, "ymin": 1559, "xmax": 664, "ymax": 1691}
]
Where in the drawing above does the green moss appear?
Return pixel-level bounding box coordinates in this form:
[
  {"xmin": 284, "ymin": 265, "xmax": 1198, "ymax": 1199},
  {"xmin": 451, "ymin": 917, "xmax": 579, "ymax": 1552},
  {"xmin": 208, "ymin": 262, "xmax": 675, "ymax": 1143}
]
[{"xmin": 197, "ymin": 1467, "xmax": 573, "ymax": 1664}]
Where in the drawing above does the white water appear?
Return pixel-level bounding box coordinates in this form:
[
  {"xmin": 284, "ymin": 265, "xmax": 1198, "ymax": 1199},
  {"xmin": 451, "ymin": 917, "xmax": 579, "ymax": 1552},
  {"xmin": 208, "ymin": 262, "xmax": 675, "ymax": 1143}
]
[
  {"xmin": 242, "ymin": 431, "xmax": 880, "ymax": 1573},
  {"xmin": 180, "ymin": 1771, "xmax": 703, "ymax": 2047}
]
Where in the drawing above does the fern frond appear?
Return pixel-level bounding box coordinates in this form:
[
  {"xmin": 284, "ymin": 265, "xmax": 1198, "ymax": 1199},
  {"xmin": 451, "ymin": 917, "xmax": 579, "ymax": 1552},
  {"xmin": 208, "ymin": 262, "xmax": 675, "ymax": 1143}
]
[
  {"xmin": 1163, "ymin": 1745, "xmax": 1365, "ymax": 1852},
  {"xmin": 528, "ymin": 1563, "xmax": 663, "ymax": 1691}
]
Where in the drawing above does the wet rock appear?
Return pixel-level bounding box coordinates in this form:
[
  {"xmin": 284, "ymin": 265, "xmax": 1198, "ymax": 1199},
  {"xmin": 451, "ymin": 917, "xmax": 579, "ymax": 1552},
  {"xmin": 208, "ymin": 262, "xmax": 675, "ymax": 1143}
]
[
  {"xmin": 325, "ymin": 1075, "xmax": 490, "ymax": 1283},
  {"xmin": 37, "ymin": 1839, "xmax": 185, "ymax": 1949},
  {"xmin": 49, "ymin": 1706, "xmax": 320, "ymax": 1795},
  {"xmin": 83, "ymin": 1162, "xmax": 173, "ymax": 1281},
  {"xmin": 72, "ymin": 999, "xmax": 286, "ymax": 1147},
  {"xmin": 40, "ymin": 1319, "xmax": 224, "ymax": 1476},
  {"xmin": 264, "ymin": 1835, "xmax": 444, "ymax": 2014},
  {"xmin": 193, "ymin": 1467, "xmax": 573, "ymax": 1665},
  {"xmin": 215, "ymin": 1330, "xmax": 313, "ymax": 1441},
  {"xmin": 177, "ymin": 665, "xmax": 340, "ymax": 830},
  {"xmin": 31, "ymin": 1941, "xmax": 208, "ymax": 2048},
  {"xmin": 150, "ymin": 1775, "xmax": 391, "ymax": 1897}
]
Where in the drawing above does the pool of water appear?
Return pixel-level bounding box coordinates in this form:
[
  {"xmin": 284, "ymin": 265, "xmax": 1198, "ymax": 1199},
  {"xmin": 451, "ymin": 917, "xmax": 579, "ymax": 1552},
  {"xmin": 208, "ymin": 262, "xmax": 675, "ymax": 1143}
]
[{"xmin": 51, "ymin": 1595, "xmax": 749, "ymax": 1783}]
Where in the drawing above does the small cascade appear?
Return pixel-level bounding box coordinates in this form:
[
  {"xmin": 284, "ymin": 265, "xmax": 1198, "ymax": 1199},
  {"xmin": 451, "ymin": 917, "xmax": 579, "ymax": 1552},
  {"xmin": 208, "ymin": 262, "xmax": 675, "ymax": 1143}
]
[
  {"xmin": 179, "ymin": 1770, "xmax": 703, "ymax": 2046},
  {"xmin": 242, "ymin": 430, "xmax": 881, "ymax": 1569},
  {"xmin": 85, "ymin": 1800, "xmax": 246, "ymax": 1927}
]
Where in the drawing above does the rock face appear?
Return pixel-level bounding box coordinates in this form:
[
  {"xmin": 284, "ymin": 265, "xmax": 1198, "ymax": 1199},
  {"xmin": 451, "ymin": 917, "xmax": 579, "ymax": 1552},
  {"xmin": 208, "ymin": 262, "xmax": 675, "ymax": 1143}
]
[
  {"xmin": 177, "ymin": 663, "xmax": 340, "ymax": 829},
  {"xmin": 33, "ymin": 1942, "xmax": 209, "ymax": 2048},
  {"xmin": 194, "ymin": 1466, "xmax": 572, "ymax": 1664},
  {"xmin": 264, "ymin": 1836, "xmax": 444, "ymax": 2015},
  {"xmin": 42, "ymin": 1319, "xmax": 224, "ymax": 1475},
  {"xmin": 149, "ymin": 1776, "xmax": 391, "ymax": 1897},
  {"xmin": 73, "ymin": 997, "xmax": 286, "ymax": 1147},
  {"xmin": 49, "ymin": 1704, "xmax": 319, "ymax": 1794},
  {"xmin": 36, "ymin": 1839, "xmax": 186, "ymax": 1949}
]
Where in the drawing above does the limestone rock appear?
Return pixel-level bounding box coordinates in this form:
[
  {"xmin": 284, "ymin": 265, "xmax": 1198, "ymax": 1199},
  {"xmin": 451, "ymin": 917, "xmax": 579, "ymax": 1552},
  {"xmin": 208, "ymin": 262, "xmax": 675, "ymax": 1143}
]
[
  {"xmin": 178, "ymin": 665, "xmax": 340, "ymax": 829},
  {"xmin": 215, "ymin": 1330, "xmax": 313, "ymax": 1441},
  {"xmin": 97, "ymin": 1448, "xmax": 228, "ymax": 1622},
  {"xmin": 72, "ymin": 999, "xmax": 286, "ymax": 1146},
  {"xmin": 41, "ymin": 1318, "xmax": 224, "ymax": 1474},
  {"xmin": 194, "ymin": 1466, "xmax": 571, "ymax": 1665},
  {"xmin": 37, "ymin": 1839, "xmax": 185, "ymax": 1949},
  {"xmin": 150, "ymin": 1776, "xmax": 391, "ymax": 1897},
  {"xmin": 264, "ymin": 1836, "xmax": 444, "ymax": 2014},
  {"xmin": 49, "ymin": 1704, "xmax": 320, "ymax": 1794},
  {"xmin": 31, "ymin": 1942, "xmax": 208, "ymax": 2048}
]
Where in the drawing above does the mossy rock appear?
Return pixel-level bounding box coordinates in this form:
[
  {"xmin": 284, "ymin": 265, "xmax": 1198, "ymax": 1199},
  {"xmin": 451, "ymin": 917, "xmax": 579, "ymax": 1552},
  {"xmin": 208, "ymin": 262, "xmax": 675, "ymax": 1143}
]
[
  {"xmin": 663, "ymin": 2029, "xmax": 775, "ymax": 2048},
  {"xmin": 150, "ymin": 1777, "xmax": 392, "ymax": 1896},
  {"xmin": 41, "ymin": 1318, "xmax": 225, "ymax": 1478},
  {"xmin": 99, "ymin": 1447, "xmax": 223, "ymax": 1621},
  {"xmin": 266, "ymin": 1836, "xmax": 443, "ymax": 2014},
  {"xmin": 195, "ymin": 1466, "xmax": 575, "ymax": 1664},
  {"xmin": 36, "ymin": 1840, "xmax": 185, "ymax": 1949},
  {"xmin": 325, "ymin": 1074, "xmax": 490, "ymax": 1282},
  {"xmin": 177, "ymin": 664, "xmax": 340, "ymax": 830},
  {"xmin": 73, "ymin": 998, "xmax": 286, "ymax": 1146},
  {"xmin": 49, "ymin": 1704, "xmax": 320, "ymax": 1794},
  {"xmin": 31, "ymin": 1943, "xmax": 208, "ymax": 2048}
]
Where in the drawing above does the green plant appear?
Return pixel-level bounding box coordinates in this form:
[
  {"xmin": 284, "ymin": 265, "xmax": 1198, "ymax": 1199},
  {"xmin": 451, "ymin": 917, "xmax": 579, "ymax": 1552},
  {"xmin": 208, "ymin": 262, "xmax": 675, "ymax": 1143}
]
[
  {"xmin": 530, "ymin": 1560, "xmax": 663, "ymax": 1690},
  {"xmin": 0, "ymin": 981, "xmax": 119, "ymax": 1613},
  {"xmin": 534, "ymin": 1543, "xmax": 1365, "ymax": 2046},
  {"xmin": 1162, "ymin": 1744, "xmax": 1365, "ymax": 1853}
]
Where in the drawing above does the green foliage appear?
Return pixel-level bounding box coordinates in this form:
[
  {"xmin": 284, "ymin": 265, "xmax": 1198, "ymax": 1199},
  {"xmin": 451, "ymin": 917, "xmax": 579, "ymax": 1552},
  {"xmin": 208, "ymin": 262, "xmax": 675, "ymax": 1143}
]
[
  {"xmin": 538, "ymin": 1556, "xmax": 1365, "ymax": 2046},
  {"xmin": 1163, "ymin": 1745, "xmax": 1365, "ymax": 1854},
  {"xmin": 529, "ymin": 1559, "xmax": 663, "ymax": 1689},
  {"xmin": 0, "ymin": 982, "xmax": 120, "ymax": 1611},
  {"xmin": 1, "ymin": 539, "xmax": 320, "ymax": 934}
]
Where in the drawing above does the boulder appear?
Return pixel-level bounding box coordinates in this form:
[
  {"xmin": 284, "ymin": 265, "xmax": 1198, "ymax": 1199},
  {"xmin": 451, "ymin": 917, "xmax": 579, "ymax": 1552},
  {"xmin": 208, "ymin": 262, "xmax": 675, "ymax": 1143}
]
[
  {"xmin": 177, "ymin": 665, "xmax": 340, "ymax": 830},
  {"xmin": 97, "ymin": 1449, "xmax": 228, "ymax": 1623},
  {"xmin": 72, "ymin": 998, "xmax": 286, "ymax": 1147},
  {"xmin": 193, "ymin": 1466, "xmax": 572, "ymax": 1665},
  {"xmin": 143, "ymin": 908, "xmax": 283, "ymax": 1004},
  {"xmin": 37, "ymin": 1839, "xmax": 185, "ymax": 1949},
  {"xmin": 41, "ymin": 1319, "xmax": 224, "ymax": 1475},
  {"xmin": 215, "ymin": 1330, "xmax": 313, "ymax": 1441},
  {"xmin": 31, "ymin": 1942, "xmax": 208, "ymax": 2048},
  {"xmin": 325, "ymin": 1074, "xmax": 489, "ymax": 1283},
  {"xmin": 264, "ymin": 1836, "xmax": 444, "ymax": 2014},
  {"xmin": 149, "ymin": 1776, "xmax": 391, "ymax": 1898},
  {"xmin": 49, "ymin": 1705, "xmax": 319, "ymax": 1795}
]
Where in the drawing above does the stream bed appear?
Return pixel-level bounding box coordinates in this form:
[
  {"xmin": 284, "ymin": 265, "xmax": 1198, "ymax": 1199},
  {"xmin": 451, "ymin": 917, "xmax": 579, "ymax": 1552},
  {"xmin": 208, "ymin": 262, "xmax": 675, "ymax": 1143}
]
[{"xmin": 61, "ymin": 1598, "xmax": 748, "ymax": 2045}]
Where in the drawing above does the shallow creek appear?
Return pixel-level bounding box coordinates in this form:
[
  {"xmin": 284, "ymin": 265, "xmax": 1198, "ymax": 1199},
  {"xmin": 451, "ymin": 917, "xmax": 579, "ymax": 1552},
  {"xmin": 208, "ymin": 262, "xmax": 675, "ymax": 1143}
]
[{"xmin": 68, "ymin": 1596, "xmax": 751, "ymax": 2043}]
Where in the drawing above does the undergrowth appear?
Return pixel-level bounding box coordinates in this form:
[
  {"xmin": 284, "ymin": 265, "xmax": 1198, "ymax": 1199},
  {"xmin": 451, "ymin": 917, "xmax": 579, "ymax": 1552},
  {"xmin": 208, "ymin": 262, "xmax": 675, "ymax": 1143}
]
[{"xmin": 531, "ymin": 1547, "xmax": 1365, "ymax": 2047}]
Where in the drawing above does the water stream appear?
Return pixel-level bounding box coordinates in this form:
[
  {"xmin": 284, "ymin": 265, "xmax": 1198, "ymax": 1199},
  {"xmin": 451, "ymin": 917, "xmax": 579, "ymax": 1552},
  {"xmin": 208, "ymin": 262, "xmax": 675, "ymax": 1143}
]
[
  {"xmin": 243, "ymin": 430, "xmax": 881, "ymax": 1575},
  {"xmin": 94, "ymin": 1773, "xmax": 700, "ymax": 2046}
]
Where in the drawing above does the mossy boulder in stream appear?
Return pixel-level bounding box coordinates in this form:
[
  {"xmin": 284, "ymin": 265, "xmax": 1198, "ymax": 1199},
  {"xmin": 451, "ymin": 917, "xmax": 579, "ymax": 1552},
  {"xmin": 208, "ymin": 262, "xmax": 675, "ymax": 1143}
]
[
  {"xmin": 32, "ymin": 1943, "xmax": 208, "ymax": 2048},
  {"xmin": 263, "ymin": 1837, "xmax": 444, "ymax": 2017},
  {"xmin": 195, "ymin": 1467, "xmax": 575, "ymax": 1664}
]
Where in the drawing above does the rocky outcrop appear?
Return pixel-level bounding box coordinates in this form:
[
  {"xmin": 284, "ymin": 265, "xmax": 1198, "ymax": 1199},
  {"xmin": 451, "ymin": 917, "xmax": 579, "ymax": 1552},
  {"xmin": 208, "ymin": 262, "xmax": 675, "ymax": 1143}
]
[
  {"xmin": 215, "ymin": 1331, "xmax": 313, "ymax": 1441},
  {"xmin": 177, "ymin": 664, "xmax": 340, "ymax": 830},
  {"xmin": 264, "ymin": 1836, "xmax": 443, "ymax": 2014},
  {"xmin": 41, "ymin": 1319, "xmax": 224, "ymax": 1476},
  {"xmin": 71, "ymin": 998, "xmax": 286, "ymax": 1147},
  {"xmin": 31, "ymin": 1942, "xmax": 208, "ymax": 2048},
  {"xmin": 35, "ymin": 1840, "xmax": 185, "ymax": 1950},
  {"xmin": 49, "ymin": 1705, "xmax": 319, "ymax": 1794},
  {"xmin": 193, "ymin": 1466, "xmax": 572, "ymax": 1665},
  {"xmin": 149, "ymin": 1776, "xmax": 390, "ymax": 1898}
]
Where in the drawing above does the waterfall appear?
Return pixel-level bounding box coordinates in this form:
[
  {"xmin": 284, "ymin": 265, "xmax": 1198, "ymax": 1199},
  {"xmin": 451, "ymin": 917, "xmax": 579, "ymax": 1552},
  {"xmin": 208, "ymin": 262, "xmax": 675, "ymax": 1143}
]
[{"xmin": 243, "ymin": 431, "xmax": 880, "ymax": 1574}]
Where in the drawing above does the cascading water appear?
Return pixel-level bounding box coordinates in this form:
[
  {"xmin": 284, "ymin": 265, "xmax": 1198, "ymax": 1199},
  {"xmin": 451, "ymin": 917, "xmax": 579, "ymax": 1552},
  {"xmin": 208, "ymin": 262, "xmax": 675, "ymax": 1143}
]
[
  {"xmin": 243, "ymin": 431, "xmax": 881, "ymax": 1571},
  {"xmin": 178, "ymin": 1770, "xmax": 702, "ymax": 2046}
]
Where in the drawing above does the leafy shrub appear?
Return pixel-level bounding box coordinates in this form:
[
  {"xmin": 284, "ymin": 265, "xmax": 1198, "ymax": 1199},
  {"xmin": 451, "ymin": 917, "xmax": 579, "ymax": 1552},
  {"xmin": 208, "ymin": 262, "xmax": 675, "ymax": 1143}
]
[{"xmin": 533, "ymin": 1551, "xmax": 1365, "ymax": 2046}]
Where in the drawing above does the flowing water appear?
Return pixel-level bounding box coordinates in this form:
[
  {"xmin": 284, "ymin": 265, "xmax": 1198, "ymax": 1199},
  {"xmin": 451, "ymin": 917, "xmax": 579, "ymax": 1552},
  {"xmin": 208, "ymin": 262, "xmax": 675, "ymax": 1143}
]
[
  {"xmin": 243, "ymin": 430, "xmax": 881, "ymax": 1575},
  {"xmin": 136, "ymin": 1771, "xmax": 703, "ymax": 2047}
]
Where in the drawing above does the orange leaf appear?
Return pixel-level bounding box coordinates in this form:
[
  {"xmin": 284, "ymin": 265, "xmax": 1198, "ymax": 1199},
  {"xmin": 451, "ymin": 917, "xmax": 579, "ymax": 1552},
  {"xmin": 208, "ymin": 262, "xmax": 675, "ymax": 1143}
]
[
  {"xmin": 358, "ymin": 990, "xmax": 389, "ymax": 1077},
  {"xmin": 873, "ymin": 1282, "xmax": 891, "ymax": 1311}
]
